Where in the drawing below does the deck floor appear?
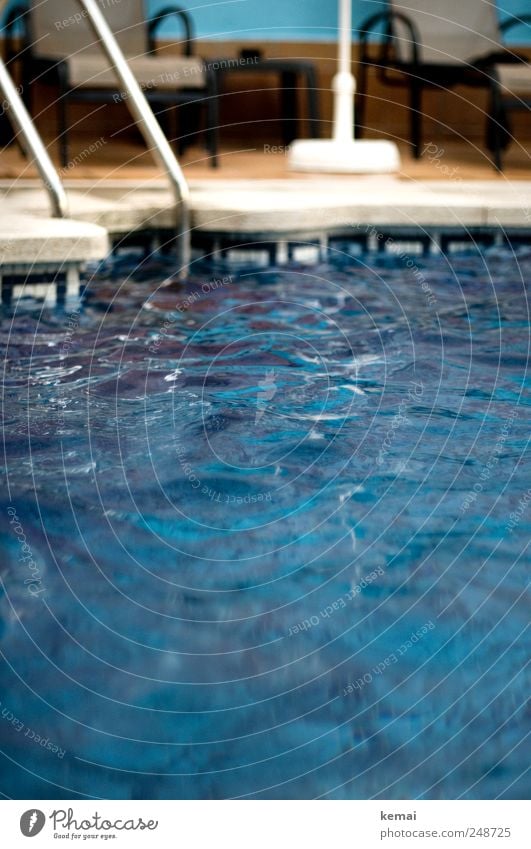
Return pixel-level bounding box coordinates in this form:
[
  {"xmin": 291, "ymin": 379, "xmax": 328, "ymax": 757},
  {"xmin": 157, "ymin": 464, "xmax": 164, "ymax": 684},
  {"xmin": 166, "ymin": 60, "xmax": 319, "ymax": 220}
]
[{"xmin": 2, "ymin": 139, "xmax": 531, "ymax": 183}]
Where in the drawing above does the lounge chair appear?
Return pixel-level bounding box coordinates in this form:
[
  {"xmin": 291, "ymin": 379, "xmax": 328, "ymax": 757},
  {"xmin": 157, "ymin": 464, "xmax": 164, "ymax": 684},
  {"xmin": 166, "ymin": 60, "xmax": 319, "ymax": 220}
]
[
  {"xmin": 356, "ymin": 0, "xmax": 531, "ymax": 169},
  {"xmin": 8, "ymin": 0, "xmax": 218, "ymax": 167}
]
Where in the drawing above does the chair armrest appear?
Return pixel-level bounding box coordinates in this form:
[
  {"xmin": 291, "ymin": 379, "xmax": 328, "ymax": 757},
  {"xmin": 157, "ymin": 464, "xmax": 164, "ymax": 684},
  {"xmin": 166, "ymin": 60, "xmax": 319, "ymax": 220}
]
[
  {"xmin": 500, "ymin": 15, "xmax": 531, "ymax": 36},
  {"xmin": 1, "ymin": 3, "xmax": 29, "ymax": 62},
  {"xmin": 148, "ymin": 5, "xmax": 194, "ymax": 56},
  {"xmin": 24, "ymin": 54, "xmax": 71, "ymax": 90},
  {"xmin": 359, "ymin": 10, "xmax": 420, "ymax": 67},
  {"xmin": 1, "ymin": 3, "xmax": 28, "ymax": 36}
]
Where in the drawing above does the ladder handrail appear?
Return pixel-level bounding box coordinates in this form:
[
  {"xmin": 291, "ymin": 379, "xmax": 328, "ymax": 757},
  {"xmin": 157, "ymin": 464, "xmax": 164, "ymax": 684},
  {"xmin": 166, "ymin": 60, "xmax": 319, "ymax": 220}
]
[
  {"xmin": 77, "ymin": 0, "xmax": 191, "ymax": 275},
  {"xmin": 0, "ymin": 56, "xmax": 69, "ymax": 218}
]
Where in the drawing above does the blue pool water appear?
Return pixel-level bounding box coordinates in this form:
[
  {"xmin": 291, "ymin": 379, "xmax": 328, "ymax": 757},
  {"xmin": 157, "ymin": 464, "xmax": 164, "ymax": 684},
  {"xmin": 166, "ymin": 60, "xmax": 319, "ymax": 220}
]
[{"xmin": 1, "ymin": 245, "xmax": 529, "ymax": 799}]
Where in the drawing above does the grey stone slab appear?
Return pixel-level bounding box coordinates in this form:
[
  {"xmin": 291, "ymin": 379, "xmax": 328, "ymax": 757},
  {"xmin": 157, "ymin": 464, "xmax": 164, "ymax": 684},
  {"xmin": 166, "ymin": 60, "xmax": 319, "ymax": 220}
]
[
  {"xmin": 0, "ymin": 213, "xmax": 109, "ymax": 267},
  {"xmin": 1, "ymin": 177, "xmax": 531, "ymax": 266}
]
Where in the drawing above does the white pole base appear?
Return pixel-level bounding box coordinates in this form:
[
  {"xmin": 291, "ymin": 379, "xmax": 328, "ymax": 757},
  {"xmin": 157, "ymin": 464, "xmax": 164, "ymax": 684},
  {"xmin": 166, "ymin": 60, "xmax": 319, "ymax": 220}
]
[{"xmin": 288, "ymin": 139, "xmax": 401, "ymax": 174}]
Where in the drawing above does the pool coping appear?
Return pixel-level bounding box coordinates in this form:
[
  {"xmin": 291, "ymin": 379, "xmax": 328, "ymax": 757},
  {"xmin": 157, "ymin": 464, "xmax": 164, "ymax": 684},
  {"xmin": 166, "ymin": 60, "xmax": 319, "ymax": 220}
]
[{"xmin": 1, "ymin": 175, "xmax": 531, "ymax": 285}]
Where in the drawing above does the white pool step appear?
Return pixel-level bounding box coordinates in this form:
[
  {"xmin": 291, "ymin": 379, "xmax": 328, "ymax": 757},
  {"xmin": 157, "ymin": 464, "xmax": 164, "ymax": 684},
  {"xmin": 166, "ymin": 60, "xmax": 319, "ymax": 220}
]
[{"xmin": 0, "ymin": 212, "xmax": 108, "ymax": 268}]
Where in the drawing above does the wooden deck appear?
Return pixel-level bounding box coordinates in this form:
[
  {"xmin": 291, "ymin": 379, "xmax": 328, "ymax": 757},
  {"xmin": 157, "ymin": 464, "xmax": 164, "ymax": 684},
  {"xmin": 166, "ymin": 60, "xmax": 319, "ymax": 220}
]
[{"xmin": 2, "ymin": 138, "xmax": 531, "ymax": 184}]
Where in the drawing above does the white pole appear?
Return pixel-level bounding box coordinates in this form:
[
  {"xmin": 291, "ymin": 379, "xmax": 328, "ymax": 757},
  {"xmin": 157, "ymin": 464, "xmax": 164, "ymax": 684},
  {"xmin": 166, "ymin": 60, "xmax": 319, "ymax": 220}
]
[
  {"xmin": 338, "ymin": 0, "xmax": 352, "ymax": 76},
  {"xmin": 333, "ymin": 0, "xmax": 355, "ymax": 142},
  {"xmin": 288, "ymin": 0, "xmax": 401, "ymax": 173}
]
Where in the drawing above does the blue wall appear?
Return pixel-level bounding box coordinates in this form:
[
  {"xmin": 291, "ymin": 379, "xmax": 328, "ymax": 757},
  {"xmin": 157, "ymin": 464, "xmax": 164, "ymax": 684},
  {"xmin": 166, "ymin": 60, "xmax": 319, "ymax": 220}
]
[
  {"xmin": 149, "ymin": 0, "xmax": 371, "ymax": 42},
  {"xmin": 149, "ymin": 0, "xmax": 531, "ymax": 42},
  {"xmin": 3, "ymin": 0, "xmax": 531, "ymax": 42}
]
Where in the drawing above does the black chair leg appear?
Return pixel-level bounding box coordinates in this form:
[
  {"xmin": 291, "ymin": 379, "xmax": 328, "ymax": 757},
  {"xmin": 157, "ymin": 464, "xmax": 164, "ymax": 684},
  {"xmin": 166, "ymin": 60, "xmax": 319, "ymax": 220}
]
[
  {"xmin": 0, "ymin": 111, "xmax": 16, "ymax": 149},
  {"xmin": 205, "ymin": 71, "xmax": 219, "ymax": 168},
  {"xmin": 492, "ymin": 113, "xmax": 504, "ymax": 173},
  {"xmin": 410, "ymin": 78, "xmax": 422, "ymax": 158},
  {"xmin": 205, "ymin": 120, "xmax": 218, "ymax": 168},
  {"xmin": 280, "ymin": 71, "xmax": 298, "ymax": 146},
  {"xmin": 355, "ymin": 59, "xmax": 368, "ymax": 138},
  {"xmin": 54, "ymin": 62, "xmax": 71, "ymax": 168},
  {"xmin": 486, "ymin": 79, "xmax": 506, "ymax": 172},
  {"xmin": 305, "ymin": 66, "xmax": 320, "ymax": 139},
  {"xmin": 58, "ymin": 97, "xmax": 69, "ymax": 168},
  {"xmin": 11, "ymin": 74, "xmax": 31, "ymax": 156},
  {"xmin": 154, "ymin": 103, "xmax": 172, "ymax": 141}
]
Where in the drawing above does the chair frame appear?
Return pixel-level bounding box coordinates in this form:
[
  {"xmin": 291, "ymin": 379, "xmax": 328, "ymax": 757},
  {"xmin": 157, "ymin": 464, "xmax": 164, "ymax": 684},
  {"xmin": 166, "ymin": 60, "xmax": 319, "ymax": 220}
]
[
  {"xmin": 356, "ymin": 8, "xmax": 531, "ymax": 169},
  {"xmin": 4, "ymin": 3, "xmax": 219, "ymax": 167},
  {"xmin": 488, "ymin": 16, "xmax": 531, "ymax": 170}
]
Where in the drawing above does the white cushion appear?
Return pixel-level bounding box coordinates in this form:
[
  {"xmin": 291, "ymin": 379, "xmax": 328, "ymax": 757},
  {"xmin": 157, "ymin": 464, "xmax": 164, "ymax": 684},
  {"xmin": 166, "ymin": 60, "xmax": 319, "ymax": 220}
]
[
  {"xmin": 67, "ymin": 55, "xmax": 207, "ymax": 90},
  {"xmin": 389, "ymin": 0, "xmax": 502, "ymax": 65},
  {"xmin": 30, "ymin": 0, "xmax": 147, "ymax": 60},
  {"xmin": 495, "ymin": 63, "xmax": 531, "ymax": 95}
]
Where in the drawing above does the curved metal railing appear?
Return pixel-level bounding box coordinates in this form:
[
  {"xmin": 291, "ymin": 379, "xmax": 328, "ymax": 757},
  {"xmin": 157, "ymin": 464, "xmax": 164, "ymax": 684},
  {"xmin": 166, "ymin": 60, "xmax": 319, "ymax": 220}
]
[
  {"xmin": 77, "ymin": 0, "xmax": 191, "ymax": 275},
  {"xmin": 0, "ymin": 56, "xmax": 69, "ymax": 218},
  {"xmin": 0, "ymin": 0, "xmax": 191, "ymax": 274}
]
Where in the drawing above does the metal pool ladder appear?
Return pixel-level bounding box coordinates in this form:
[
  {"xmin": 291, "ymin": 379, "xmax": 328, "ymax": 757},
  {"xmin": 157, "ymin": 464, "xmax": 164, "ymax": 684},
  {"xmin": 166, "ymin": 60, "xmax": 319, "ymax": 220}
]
[
  {"xmin": 0, "ymin": 0, "xmax": 191, "ymax": 275},
  {"xmin": 0, "ymin": 56, "xmax": 69, "ymax": 218}
]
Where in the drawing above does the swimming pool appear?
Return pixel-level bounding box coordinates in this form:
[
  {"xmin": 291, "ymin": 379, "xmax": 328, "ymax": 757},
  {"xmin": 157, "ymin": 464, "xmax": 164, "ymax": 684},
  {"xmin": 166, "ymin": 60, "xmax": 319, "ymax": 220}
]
[{"xmin": 1, "ymin": 243, "xmax": 529, "ymax": 799}]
